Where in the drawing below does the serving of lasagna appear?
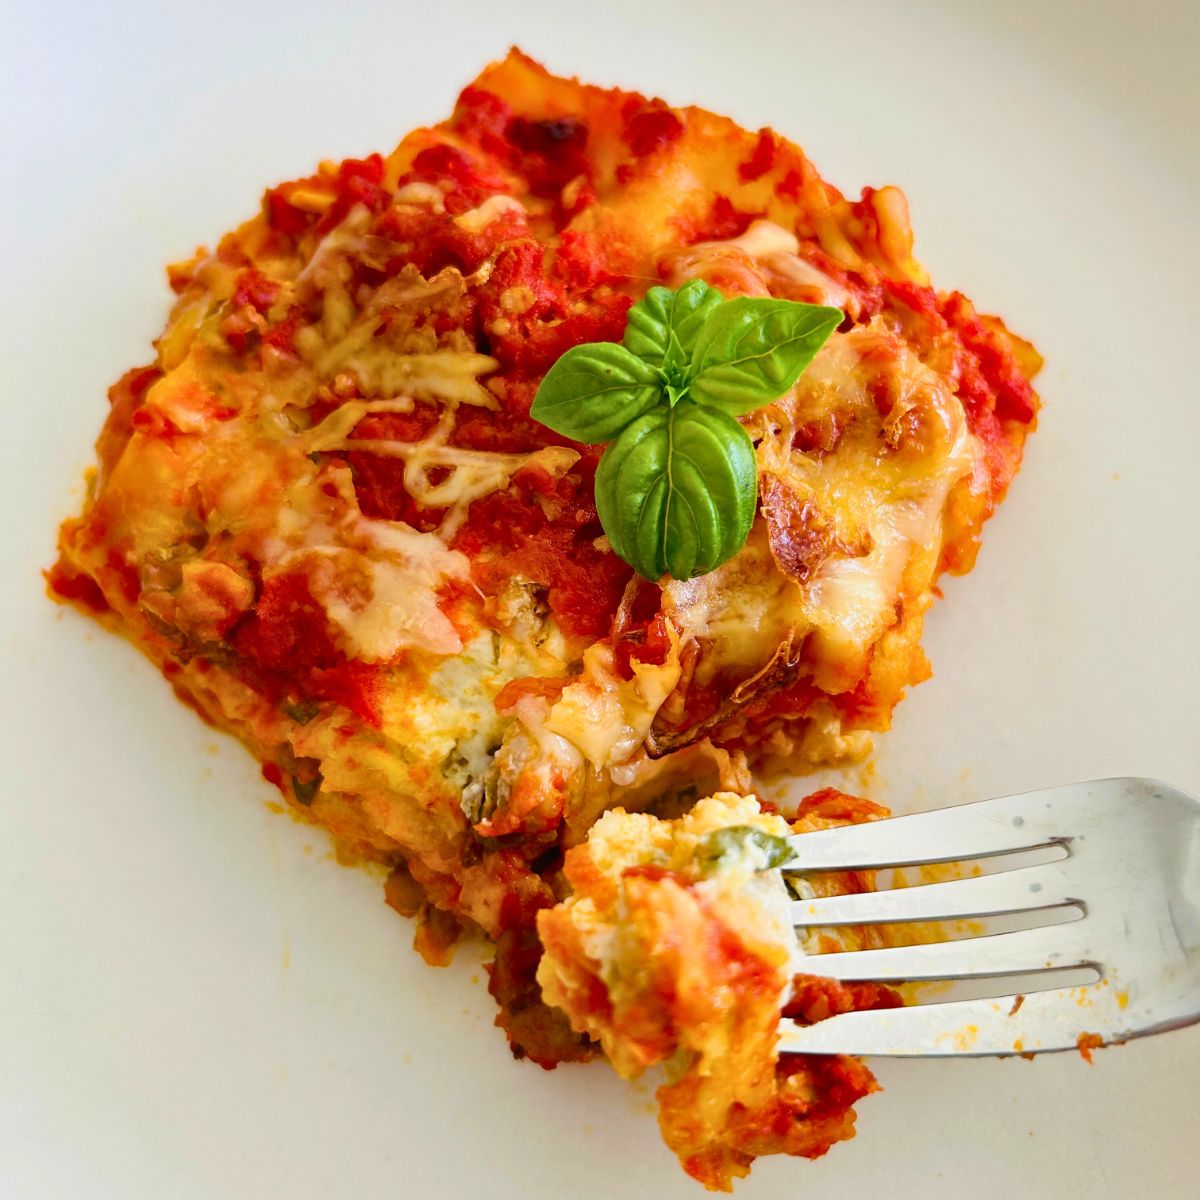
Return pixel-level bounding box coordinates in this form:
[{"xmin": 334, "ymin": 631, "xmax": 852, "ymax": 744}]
[
  {"xmin": 538, "ymin": 788, "xmax": 902, "ymax": 1190},
  {"xmin": 50, "ymin": 49, "xmax": 1040, "ymax": 1187}
]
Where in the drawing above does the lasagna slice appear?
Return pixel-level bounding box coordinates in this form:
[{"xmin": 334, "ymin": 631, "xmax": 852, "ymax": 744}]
[
  {"xmin": 538, "ymin": 788, "xmax": 902, "ymax": 1191},
  {"xmin": 50, "ymin": 47, "xmax": 1040, "ymax": 1173}
]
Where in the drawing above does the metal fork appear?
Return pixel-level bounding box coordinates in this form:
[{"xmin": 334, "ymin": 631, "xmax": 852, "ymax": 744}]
[{"xmin": 778, "ymin": 777, "xmax": 1200, "ymax": 1057}]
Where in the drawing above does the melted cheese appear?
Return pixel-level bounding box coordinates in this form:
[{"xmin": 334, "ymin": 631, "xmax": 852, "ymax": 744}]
[
  {"xmin": 341, "ymin": 410, "xmax": 579, "ymax": 538},
  {"xmin": 662, "ymin": 326, "xmax": 976, "ymax": 713},
  {"xmin": 307, "ymin": 522, "xmax": 468, "ymax": 660},
  {"xmin": 295, "ymin": 206, "xmax": 374, "ymax": 286},
  {"xmin": 267, "ymin": 468, "xmax": 470, "ymax": 660},
  {"xmin": 301, "ymin": 344, "xmax": 577, "ymax": 539},
  {"xmin": 546, "ymin": 636, "xmax": 682, "ymax": 768},
  {"xmin": 453, "ymin": 194, "xmax": 525, "ymax": 233},
  {"xmin": 757, "ymin": 328, "xmax": 978, "ymax": 692},
  {"xmin": 724, "ymin": 219, "xmax": 799, "ymax": 259},
  {"xmin": 304, "ymin": 270, "xmax": 468, "ymax": 378},
  {"xmin": 393, "ymin": 181, "xmax": 446, "ymax": 212},
  {"xmin": 696, "ymin": 219, "xmax": 854, "ymax": 307},
  {"xmin": 662, "ymin": 529, "xmax": 799, "ymax": 685},
  {"xmin": 352, "ymin": 351, "xmax": 500, "ymax": 408}
]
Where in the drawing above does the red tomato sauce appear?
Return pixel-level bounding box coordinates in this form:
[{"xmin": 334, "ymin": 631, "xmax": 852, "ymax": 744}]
[
  {"xmin": 622, "ymin": 102, "xmax": 685, "ymax": 158},
  {"xmin": 45, "ymin": 559, "xmax": 110, "ymax": 613},
  {"xmin": 230, "ymin": 572, "xmax": 383, "ymax": 727},
  {"xmin": 257, "ymin": 92, "xmax": 1037, "ymax": 685}
]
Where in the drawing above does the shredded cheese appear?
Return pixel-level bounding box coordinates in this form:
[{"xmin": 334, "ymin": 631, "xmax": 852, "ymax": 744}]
[
  {"xmin": 346, "ymin": 350, "xmax": 500, "ymax": 408},
  {"xmin": 394, "ymin": 181, "xmax": 447, "ymax": 212},
  {"xmin": 453, "ymin": 194, "xmax": 525, "ymax": 234},
  {"xmin": 337, "ymin": 409, "xmax": 579, "ymax": 538},
  {"xmin": 300, "ymin": 345, "xmax": 575, "ymax": 541},
  {"xmin": 304, "ymin": 399, "xmax": 414, "ymax": 452},
  {"xmin": 266, "ymin": 467, "xmax": 470, "ymax": 661}
]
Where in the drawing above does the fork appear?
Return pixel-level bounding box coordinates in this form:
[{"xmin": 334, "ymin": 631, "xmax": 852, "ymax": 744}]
[{"xmin": 778, "ymin": 777, "xmax": 1200, "ymax": 1057}]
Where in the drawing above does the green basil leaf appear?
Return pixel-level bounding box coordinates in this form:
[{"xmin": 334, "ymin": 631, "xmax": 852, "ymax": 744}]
[
  {"xmin": 594, "ymin": 399, "xmax": 757, "ymax": 581},
  {"xmin": 529, "ymin": 342, "xmax": 662, "ymax": 443},
  {"xmin": 530, "ymin": 285, "xmax": 843, "ymax": 582},
  {"xmin": 687, "ymin": 299, "xmax": 843, "ymax": 416},
  {"xmin": 622, "ymin": 279, "xmax": 724, "ymax": 372},
  {"xmin": 699, "ymin": 826, "xmax": 796, "ymax": 870}
]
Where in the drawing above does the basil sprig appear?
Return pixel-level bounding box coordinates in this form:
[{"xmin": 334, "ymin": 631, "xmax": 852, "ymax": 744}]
[
  {"xmin": 530, "ymin": 280, "xmax": 841, "ymax": 580},
  {"xmin": 595, "ymin": 401, "xmax": 756, "ymax": 580}
]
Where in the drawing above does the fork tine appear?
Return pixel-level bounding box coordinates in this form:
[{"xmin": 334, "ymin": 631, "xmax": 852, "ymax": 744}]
[
  {"xmin": 778, "ymin": 780, "xmax": 1200, "ymax": 1056},
  {"xmin": 783, "ymin": 787, "xmax": 1089, "ymax": 871},
  {"xmin": 796, "ymin": 920, "xmax": 1101, "ymax": 981},
  {"xmin": 777, "ymin": 984, "xmax": 1181, "ymax": 1058},
  {"xmin": 790, "ymin": 860, "xmax": 1080, "ymax": 926}
]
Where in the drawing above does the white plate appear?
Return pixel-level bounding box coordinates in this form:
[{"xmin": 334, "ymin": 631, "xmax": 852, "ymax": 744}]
[{"xmin": 2, "ymin": 2, "xmax": 1198, "ymax": 1196}]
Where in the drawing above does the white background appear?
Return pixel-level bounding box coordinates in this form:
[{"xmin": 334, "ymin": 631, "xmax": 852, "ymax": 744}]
[{"xmin": 2, "ymin": 1, "xmax": 1198, "ymax": 1196}]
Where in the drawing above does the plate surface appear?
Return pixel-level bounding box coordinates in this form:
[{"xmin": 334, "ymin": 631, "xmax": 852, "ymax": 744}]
[{"xmin": 2, "ymin": 2, "xmax": 1198, "ymax": 1196}]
